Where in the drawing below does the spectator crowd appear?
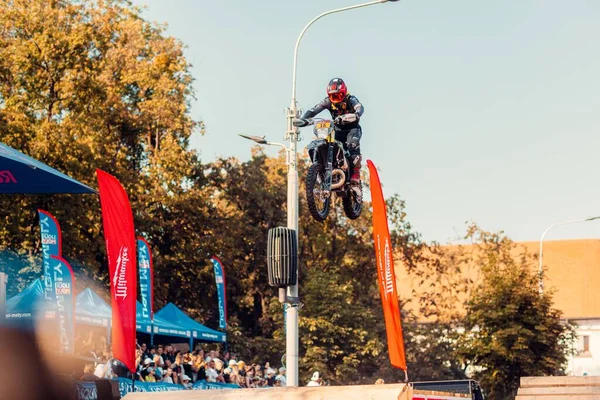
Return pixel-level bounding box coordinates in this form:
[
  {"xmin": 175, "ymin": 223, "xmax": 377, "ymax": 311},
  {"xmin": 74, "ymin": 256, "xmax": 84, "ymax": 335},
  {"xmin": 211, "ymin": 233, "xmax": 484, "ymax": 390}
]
[{"xmin": 80, "ymin": 340, "xmax": 287, "ymax": 389}]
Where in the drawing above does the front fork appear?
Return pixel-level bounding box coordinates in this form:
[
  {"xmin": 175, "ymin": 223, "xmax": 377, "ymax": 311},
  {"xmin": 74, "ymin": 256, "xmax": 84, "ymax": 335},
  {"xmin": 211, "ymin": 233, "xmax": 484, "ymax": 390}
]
[{"xmin": 323, "ymin": 144, "xmax": 334, "ymax": 197}]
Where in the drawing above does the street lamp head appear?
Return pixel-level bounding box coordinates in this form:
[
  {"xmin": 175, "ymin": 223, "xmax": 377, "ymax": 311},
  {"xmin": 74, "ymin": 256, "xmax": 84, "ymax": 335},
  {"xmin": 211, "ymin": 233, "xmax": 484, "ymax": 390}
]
[
  {"xmin": 238, "ymin": 134, "xmax": 268, "ymax": 145},
  {"xmin": 382, "ymin": 0, "xmax": 401, "ymax": 2},
  {"xmin": 586, "ymin": 216, "xmax": 600, "ymax": 222}
]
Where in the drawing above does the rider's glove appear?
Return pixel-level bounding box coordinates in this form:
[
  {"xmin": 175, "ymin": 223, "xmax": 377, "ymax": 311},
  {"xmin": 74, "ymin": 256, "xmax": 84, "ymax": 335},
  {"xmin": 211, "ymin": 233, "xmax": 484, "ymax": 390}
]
[{"xmin": 337, "ymin": 113, "xmax": 358, "ymax": 125}]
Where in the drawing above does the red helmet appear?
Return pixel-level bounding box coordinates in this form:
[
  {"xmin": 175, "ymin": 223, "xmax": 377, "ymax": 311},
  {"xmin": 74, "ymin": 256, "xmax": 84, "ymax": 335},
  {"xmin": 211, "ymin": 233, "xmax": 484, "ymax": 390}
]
[{"xmin": 327, "ymin": 78, "xmax": 348, "ymax": 104}]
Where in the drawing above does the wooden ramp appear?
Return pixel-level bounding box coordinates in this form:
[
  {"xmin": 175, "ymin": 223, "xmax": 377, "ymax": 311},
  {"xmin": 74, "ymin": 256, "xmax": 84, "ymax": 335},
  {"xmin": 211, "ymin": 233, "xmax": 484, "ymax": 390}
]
[
  {"xmin": 123, "ymin": 384, "xmax": 469, "ymax": 400},
  {"xmin": 516, "ymin": 376, "xmax": 600, "ymax": 399},
  {"xmin": 123, "ymin": 383, "xmax": 413, "ymax": 400}
]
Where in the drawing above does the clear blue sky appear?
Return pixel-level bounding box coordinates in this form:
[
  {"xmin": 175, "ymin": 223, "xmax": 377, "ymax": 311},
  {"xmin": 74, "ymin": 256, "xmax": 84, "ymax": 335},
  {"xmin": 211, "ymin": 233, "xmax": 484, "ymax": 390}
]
[{"xmin": 133, "ymin": 0, "xmax": 600, "ymax": 244}]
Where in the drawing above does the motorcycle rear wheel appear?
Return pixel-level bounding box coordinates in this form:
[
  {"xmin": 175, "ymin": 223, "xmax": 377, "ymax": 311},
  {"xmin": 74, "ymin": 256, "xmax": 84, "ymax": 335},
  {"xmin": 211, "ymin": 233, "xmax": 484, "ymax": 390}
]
[
  {"xmin": 342, "ymin": 182, "xmax": 362, "ymax": 220},
  {"xmin": 306, "ymin": 163, "xmax": 330, "ymax": 222}
]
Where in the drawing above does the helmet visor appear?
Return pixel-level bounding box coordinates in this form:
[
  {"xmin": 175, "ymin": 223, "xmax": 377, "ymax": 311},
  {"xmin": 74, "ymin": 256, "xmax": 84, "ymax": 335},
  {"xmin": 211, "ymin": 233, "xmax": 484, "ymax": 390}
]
[{"xmin": 328, "ymin": 92, "xmax": 345, "ymax": 103}]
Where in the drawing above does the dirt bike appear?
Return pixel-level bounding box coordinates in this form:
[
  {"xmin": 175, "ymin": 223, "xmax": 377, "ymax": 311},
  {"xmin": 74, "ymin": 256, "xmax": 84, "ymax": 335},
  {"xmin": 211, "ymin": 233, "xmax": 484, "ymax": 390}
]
[{"xmin": 293, "ymin": 116, "xmax": 362, "ymax": 222}]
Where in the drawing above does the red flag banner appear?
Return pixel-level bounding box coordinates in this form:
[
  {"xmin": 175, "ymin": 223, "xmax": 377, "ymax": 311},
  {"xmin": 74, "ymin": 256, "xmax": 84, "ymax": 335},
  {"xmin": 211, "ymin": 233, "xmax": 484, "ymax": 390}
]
[
  {"xmin": 367, "ymin": 159, "xmax": 407, "ymax": 371},
  {"xmin": 97, "ymin": 169, "xmax": 137, "ymax": 372}
]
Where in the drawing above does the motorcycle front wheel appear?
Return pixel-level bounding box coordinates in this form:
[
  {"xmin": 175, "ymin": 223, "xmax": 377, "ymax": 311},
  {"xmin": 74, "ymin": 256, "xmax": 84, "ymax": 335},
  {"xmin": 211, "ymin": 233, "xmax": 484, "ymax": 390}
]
[{"xmin": 306, "ymin": 163, "xmax": 330, "ymax": 222}]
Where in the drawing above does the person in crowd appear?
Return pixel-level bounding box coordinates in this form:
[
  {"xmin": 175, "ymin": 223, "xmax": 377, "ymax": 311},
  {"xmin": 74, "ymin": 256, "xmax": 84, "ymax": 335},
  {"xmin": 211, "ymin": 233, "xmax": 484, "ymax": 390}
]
[
  {"xmin": 181, "ymin": 374, "xmax": 193, "ymax": 389},
  {"xmin": 155, "ymin": 367, "xmax": 164, "ymax": 382},
  {"xmin": 138, "ymin": 342, "xmax": 147, "ymax": 355},
  {"xmin": 307, "ymin": 371, "xmax": 322, "ymax": 387},
  {"xmin": 171, "ymin": 352, "xmax": 183, "ymax": 384},
  {"xmin": 156, "ymin": 345, "xmax": 165, "ymax": 366},
  {"xmin": 144, "ymin": 367, "xmax": 156, "ymax": 382},
  {"xmin": 255, "ymin": 364, "xmax": 264, "ymax": 380},
  {"xmin": 205, "ymin": 358, "xmax": 219, "ymax": 383},
  {"xmin": 110, "ymin": 357, "xmax": 130, "ymax": 379},
  {"xmin": 276, "ymin": 367, "xmax": 287, "ymax": 387},
  {"xmin": 80, "ymin": 364, "xmax": 98, "ymax": 381},
  {"xmin": 375, "ymin": 378, "xmax": 385, "ymax": 384},
  {"xmin": 214, "ymin": 358, "xmax": 224, "ymax": 373},
  {"xmin": 137, "ymin": 356, "xmax": 149, "ymax": 377},
  {"xmin": 222, "ymin": 351, "xmax": 231, "ymax": 365},
  {"xmin": 265, "ymin": 368, "xmax": 276, "ymax": 386},
  {"xmin": 227, "ymin": 360, "xmax": 240, "ymax": 386},
  {"xmin": 153, "ymin": 353, "xmax": 164, "ymax": 369},
  {"xmin": 274, "ymin": 375, "xmax": 284, "ymax": 387},
  {"xmin": 162, "ymin": 368, "xmax": 174, "ymax": 384},
  {"xmin": 139, "ymin": 368, "xmax": 147, "ymax": 381},
  {"xmin": 237, "ymin": 360, "xmax": 247, "ymax": 387},
  {"xmin": 222, "ymin": 367, "xmax": 232, "ymax": 384},
  {"xmin": 139, "ymin": 358, "xmax": 153, "ymax": 381},
  {"xmin": 135, "ymin": 349, "xmax": 144, "ymax": 370},
  {"xmin": 186, "ymin": 352, "xmax": 196, "ymax": 381},
  {"xmin": 194, "ymin": 354, "xmax": 207, "ymax": 382},
  {"xmin": 254, "ymin": 375, "xmax": 264, "ymax": 388},
  {"xmin": 182, "ymin": 352, "xmax": 194, "ymax": 381},
  {"xmin": 213, "ymin": 358, "xmax": 226, "ymax": 382},
  {"xmin": 244, "ymin": 366, "xmax": 255, "ymax": 388},
  {"xmin": 164, "ymin": 345, "xmax": 176, "ymax": 364},
  {"xmin": 94, "ymin": 353, "xmax": 113, "ymax": 379},
  {"xmin": 237, "ymin": 360, "xmax": 246, "ymax": 372}
]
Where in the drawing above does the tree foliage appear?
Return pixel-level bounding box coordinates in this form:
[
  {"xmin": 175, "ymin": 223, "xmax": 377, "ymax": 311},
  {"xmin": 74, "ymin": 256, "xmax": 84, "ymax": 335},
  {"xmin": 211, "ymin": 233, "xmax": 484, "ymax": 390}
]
[
  {"xmin": 0, "ymin": 0, "xmax": 199, "ymax": 283},
  {"xmin": 457, "ymin": 225, "xmax": 577, "ymax": 400}
]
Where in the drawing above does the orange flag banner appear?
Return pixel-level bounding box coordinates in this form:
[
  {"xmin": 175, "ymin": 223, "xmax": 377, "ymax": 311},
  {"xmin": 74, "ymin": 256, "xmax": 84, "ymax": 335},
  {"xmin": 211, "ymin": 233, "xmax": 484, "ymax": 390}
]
[{"xmin": 367, "ymin": 159, "xmax": 407, "ymax": 371}]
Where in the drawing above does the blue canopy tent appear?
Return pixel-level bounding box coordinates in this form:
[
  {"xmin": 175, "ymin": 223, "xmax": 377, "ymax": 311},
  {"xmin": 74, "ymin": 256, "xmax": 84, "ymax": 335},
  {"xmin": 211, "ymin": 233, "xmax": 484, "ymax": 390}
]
[
  {"xmin": 0, "ymin": 142, "xmax": 95, "ymax": 324},
  {"xmin": 136, "ymin": 301, "xmax": 191, "ymax": 343},
  {"xmin": 76, "ymin": 288, "xmax": 111, "ymax": 328},
  {"xmin": 4, "ymin": 282, "xmax": 192, "ymax": 343},
  {"xmin": 4, "ymin": 279, "xmax": 57, "ymax": 332},
  {"xmin": 0, "ymin": 142, "xmax": 96, "ymax": 194},
  {"xmin": 5, "ymin": 279, "xmax": 46, "ymax": 320},
  {"xmin": 155, "ymin": 303, "xmax": 226, "ymax": 350},
  {"xmin": 74, "ymin": 292, "xmax": 192, "ymax": 341}
]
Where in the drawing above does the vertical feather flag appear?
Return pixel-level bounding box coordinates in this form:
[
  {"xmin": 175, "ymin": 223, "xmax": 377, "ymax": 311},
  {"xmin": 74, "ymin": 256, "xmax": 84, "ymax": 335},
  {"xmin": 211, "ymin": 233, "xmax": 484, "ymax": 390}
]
[
  {"xmin": 38, "ymin": 209, "xmax": 62, "ymax": 302},
  {"xmin": 210, "ymin": 256, "xmax": 228, "ymax": 330},
  {"xmin": 137, "ymin": 237, "xmax": 154, "ymax": 321},
  {"xmin": 367, "ymin": 159, "xmax": 407, "ymax": 371},
  {"xmin": 50, "ymin": 255, "xmax": 75, "ymax": 354},
  {"xmin": 97, "ymin": 169, "xmax": 137, "ymax": 372}
]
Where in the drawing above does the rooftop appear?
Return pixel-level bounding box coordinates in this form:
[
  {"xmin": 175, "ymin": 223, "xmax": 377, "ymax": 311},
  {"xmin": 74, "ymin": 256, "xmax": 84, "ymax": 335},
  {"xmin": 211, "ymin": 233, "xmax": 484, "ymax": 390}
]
[{"xmin": 395, "ymin": 239, "xmax": 600, "ymax": 321}]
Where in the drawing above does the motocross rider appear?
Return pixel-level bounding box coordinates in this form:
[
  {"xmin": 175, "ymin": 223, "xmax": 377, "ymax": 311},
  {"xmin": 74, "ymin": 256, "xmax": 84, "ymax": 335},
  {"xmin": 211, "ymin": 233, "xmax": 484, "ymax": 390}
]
[{"xmin": 295, "ymin": 78, "xmax": 364, "ymax": 184}]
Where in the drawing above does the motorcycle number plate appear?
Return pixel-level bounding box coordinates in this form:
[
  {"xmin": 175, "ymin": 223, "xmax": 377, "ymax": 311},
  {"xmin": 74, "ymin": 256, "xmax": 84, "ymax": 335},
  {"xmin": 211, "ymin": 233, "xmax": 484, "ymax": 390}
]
[{"xmin": 315, "ymin": 121, "xmax": 332, "ymax": 129}]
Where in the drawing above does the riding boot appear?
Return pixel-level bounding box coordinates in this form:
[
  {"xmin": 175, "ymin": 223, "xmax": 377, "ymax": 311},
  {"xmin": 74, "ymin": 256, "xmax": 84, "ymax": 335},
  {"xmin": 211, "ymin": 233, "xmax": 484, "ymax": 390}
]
[{"xmin": 350, "ymin": 155, "xmax": 362, "ymax": 184}]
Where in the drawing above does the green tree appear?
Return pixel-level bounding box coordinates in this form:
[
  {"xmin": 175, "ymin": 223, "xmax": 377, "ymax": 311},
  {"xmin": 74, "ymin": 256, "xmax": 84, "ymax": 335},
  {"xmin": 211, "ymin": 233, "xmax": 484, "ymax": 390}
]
[
  {"xmin": 0, "ymin": 0, "xmax": 201, "ymax": 290},
  {"xmin": 457, "ymin": 225, "xmax": 576, "ymax": 400},
  {"xmin": 402, "ymin": 316, "xmax": 467, "ymax": 382}
]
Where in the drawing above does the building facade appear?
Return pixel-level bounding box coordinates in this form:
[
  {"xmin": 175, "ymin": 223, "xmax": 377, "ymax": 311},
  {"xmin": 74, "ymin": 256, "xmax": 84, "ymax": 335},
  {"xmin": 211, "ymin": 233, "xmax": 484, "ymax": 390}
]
[{"xmin": 395, "ymin": 239, "xmax": 600, "ymax": 376}]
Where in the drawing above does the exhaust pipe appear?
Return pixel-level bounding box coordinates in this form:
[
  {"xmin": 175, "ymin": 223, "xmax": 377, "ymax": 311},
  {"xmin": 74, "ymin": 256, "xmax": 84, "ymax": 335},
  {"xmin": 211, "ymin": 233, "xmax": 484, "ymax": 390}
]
[{"xmin": 330, "ymin": 169, "xmax": 346, "ymax": 190}]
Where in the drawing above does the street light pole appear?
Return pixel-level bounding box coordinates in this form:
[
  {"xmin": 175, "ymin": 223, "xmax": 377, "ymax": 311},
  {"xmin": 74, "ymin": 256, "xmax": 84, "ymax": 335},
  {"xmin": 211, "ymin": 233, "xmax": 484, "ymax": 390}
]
[
  {"xmin": 538, "ymin": 216, "xmax": 600, "ymax": 294},
  {"xmin": 285, "ymin": 0, "xmax": 399, "ymax": 387}
]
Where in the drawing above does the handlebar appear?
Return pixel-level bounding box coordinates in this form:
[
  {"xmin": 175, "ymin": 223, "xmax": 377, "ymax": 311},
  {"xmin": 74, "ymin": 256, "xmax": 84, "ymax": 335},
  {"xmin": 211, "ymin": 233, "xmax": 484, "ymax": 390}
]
[{"xmin": 293, "ymin": 117, "xmax": 329, "ymax": 128}]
